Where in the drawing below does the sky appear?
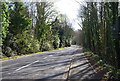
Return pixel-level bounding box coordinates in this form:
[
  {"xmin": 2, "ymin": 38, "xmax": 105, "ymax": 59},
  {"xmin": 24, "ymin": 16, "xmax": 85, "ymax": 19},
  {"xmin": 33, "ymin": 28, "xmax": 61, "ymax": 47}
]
[
  {"xmin": 53, "ymin": 0, "xmax": 120, "ymax": 30},
  {"xmin": 54, "ymin": 0, "xmax": 84, "ymax": 30}
]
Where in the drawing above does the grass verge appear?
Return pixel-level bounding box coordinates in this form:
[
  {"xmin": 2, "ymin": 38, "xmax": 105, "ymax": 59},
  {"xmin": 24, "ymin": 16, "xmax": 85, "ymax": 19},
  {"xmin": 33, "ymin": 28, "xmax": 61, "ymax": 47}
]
[
  {"xmin": 0, "ymin": 47, "xmax": 68, "ymax": 61},
  {"xmin": 83, "ymin": 50, "xmax": 120, "ymax": 81}
]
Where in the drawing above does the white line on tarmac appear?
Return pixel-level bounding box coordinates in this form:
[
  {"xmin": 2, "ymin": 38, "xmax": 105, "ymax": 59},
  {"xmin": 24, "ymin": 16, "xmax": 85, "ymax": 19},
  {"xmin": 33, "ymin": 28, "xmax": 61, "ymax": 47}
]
[
  {"xmin": 14, "ymin": 60, "xmax": 39, "ymax": 72},
  {"xmin": 43, "ymin": 57, "xmax": 47, "ymax": 59}
]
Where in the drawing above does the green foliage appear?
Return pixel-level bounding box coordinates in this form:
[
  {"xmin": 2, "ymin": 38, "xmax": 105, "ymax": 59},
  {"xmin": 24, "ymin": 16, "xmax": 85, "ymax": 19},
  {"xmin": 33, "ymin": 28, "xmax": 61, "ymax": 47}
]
[
  {"xmin": 2, "ymin": 2, "xmax": 32, "ymax": 57},
  {"xmin": 42, "ymin": 42, "xmax": 53, "ymax": 51},
  {"xmin": 62, "ymin": 26, "xmax": 73, "ymax": 47},
  {"xmin": 1, "ymin": 2, "xmax": 9, "ymax": 39},
  {"xmin": 52, "ymin": 16, "xmax": 74, "ymax": 48},
  {"xmin": 35, "ymin": 2, "xmax": 54, "ymax": 51},
  {"xmin": 16, "ymin": 30, "xmax": 40, "ymax": 54},
  {"xmin": 80, "ymin": 2, "xmax": 119, "ymax": 79},
  {"xmin": 1, "ymin": 1, "xmax": 74, "ymax": 59},
  {"xmin": 9, "ymin": 2, "xmax": 31, "ymax": 35},
  {"xmin": 35, "ymin": 2, "xmax": 74, "ymax": 51},
  {"xmin": 52, "ymin": 32, "xmax": 60, "ymax": 49},
  {"xmin": 3, "ymin": 47, "xmax": 17, "ymax": 57},
  {"xmin": 0, "ymin": 2, "xmax": 10, "ymax": 58}
]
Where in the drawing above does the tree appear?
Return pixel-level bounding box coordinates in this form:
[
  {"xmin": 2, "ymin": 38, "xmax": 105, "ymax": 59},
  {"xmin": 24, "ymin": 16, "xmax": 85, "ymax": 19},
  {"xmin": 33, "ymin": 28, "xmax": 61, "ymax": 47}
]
[
  {"xmin": 79, "ymin": 1, "xmax": 119, "ymax": 79},
  {"xmin": 9, "ymin": 2, "xmax": 31, "ymax": 35},
  {"xmin": 35, "ymin": 2, "xmax": 57, "ymax": 51},
  {"xmin": 1, "ymin": 1, "xmax": 74, "ymax": 57},
  {"xmin": 2, "ymin": 2, "xmax": 32, "ymax": 57},
  {"xmin": 0, "ymin": 2, "xmax": 9, "ymax": 58}
]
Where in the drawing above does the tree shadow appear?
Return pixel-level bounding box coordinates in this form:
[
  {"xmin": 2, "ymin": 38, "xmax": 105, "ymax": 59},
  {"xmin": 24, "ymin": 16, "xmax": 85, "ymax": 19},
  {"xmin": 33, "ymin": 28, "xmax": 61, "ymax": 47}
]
[
  {"xmin": 2, "ymin": 46, "xmax": 92, "ymax": 81},
  {"xmin": 36, "ymin": 61, "xmax": 89, "ymax": 80}
]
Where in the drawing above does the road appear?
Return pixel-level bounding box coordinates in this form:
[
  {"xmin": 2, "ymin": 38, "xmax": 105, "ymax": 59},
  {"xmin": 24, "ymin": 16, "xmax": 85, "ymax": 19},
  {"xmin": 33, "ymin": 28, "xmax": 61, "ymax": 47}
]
[{"xmin": 1, "ymin": 45, "xmax": 97, "ymax": 81}]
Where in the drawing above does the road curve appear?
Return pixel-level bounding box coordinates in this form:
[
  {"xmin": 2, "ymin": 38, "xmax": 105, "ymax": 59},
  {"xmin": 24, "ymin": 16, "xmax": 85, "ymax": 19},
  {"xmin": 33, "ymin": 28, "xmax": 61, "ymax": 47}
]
[{"xmin": 1, "ymin": 45, "xmax": 96, "ymax": 81}]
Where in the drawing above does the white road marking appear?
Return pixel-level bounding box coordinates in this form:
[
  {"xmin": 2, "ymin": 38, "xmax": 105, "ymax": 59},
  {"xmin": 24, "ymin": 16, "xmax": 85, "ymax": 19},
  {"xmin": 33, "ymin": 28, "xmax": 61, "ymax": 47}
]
[
  {"xmin": 8, "ymin": 73, "xmax": 11, "ymax": 74},
  {"xmin": 14, "ymin": 60, "xmax": 39, "ymax": 72},
  {"xmin": 43, "ymin": 57, "xmax": 47, "ymax": 59}
]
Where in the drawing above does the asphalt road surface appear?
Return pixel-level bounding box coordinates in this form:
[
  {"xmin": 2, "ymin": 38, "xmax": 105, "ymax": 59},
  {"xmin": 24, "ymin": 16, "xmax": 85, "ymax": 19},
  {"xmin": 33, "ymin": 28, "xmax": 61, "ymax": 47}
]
[{"xmin": 1, "ymin": 45, "xmax": 97, "ymax": 81}]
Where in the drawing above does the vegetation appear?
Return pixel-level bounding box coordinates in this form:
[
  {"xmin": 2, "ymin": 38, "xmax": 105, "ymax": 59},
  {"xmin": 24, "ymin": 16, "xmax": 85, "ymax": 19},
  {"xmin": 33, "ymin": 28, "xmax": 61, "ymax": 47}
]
[
  {"xmin": 0, "ymin": 1, "xmax": 74, "ymax": 58},
  {"xmin": 79, "ymin": 2, "xmax": 120, "ymax": 80},
  {"xmin": 1, "ymin": 1, "xmax": 120, "ymax": 80}
]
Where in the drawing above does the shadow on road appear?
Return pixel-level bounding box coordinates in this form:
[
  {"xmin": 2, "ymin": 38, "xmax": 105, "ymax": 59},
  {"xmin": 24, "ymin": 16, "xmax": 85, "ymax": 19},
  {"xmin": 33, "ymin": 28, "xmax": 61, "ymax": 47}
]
[
  {"xmin": 2, "ymin": 46, "xmax": 103, "ymax": 81},
  {"xmin": 2, "ymin": 61, "xmax": 90, "ymax": 81}
]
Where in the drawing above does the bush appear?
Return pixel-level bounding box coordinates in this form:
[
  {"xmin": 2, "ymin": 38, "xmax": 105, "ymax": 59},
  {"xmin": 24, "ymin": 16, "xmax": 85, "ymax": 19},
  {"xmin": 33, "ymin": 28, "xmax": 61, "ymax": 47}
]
[
  {"xmin": 0, "ymin": 45, "xmax": 3, "ymax": 58},
  {"xmin": 52, "ymin": 33, "xmax": 60, "ymax": 49},
  {"xmin": 65, "ymin": 39, "xmax": 71, "ymax": 47},
  {"xmin": 2, "ymin": 30, "xmax": 41, "ymax": 57},
  {"xmin": 30, "ymin": 39, "xmax": 40, "ymax": 53},
  {"xmin": 42, "ymin": 42, "xmax": 53, "ymax": 51},
  {"xmin": 3, "ymin": 47, "xmax": 16, "ymax": 57},
  {"xmin": 53, "ymin": 38, "xmax": 60, "ymax": 49},
  {"xmin": 16, "ymin": 31, "xmax": 40, "ymax": 54}
]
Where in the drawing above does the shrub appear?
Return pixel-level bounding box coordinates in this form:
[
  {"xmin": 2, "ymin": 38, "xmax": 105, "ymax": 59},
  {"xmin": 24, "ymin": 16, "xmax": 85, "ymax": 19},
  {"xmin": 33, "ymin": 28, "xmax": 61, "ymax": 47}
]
[
  {"xmin": 42, "ymin": 42, "xmax": 53, "ymax": 51},
  {"xmin": 30, "ymin": 39, "xmax": 40, "ymax": 53},
  {"xmin": 16, "ymin": 31, "xmax": 40, "ymax": 54},
  {"xmin": 3, "ymin": 47, "xmax": 16, "ymax": 57},
  {"xmin": 53, "ymin": 37, "xmax": 60, "ymax": 49}
]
